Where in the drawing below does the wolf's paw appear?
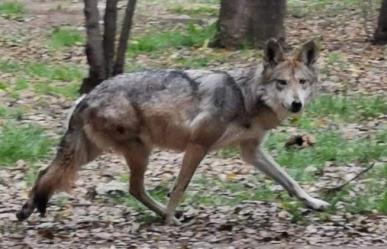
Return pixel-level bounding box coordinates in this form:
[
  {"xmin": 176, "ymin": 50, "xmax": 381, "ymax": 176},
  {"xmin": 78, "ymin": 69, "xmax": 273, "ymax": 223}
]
[{"xmin": 305, "ymin": 198, "xmax": 330, "ymax": 211}]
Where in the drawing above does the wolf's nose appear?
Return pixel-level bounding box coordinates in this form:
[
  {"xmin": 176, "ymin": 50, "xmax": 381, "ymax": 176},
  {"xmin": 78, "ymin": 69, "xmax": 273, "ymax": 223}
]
[{"xmin": 290, "ymin": 101, "xmax": 302, "ymax": 113}]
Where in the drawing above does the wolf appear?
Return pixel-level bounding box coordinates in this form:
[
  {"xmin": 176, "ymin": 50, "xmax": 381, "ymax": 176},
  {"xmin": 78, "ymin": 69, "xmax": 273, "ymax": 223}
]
[{"xmin": 17, "ymin": 39, "xmax": 329, "ymax": 225}]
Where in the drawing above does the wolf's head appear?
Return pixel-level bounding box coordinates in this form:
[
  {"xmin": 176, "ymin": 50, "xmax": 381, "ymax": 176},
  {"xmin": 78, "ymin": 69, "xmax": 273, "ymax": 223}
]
[{"xmin": 258, "ymin": 39, "xmax": 319, "ymax": 118}]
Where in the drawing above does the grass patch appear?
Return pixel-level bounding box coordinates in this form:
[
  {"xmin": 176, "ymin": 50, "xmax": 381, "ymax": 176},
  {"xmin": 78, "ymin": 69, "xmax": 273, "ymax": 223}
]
[
  {"xmin": 0, "ymin": 106, "xmax": 24, "ymax": 120},
  {"xmin": 0, "ymin": 60, "xmax": 83, "ymax": 82},
  {"xmin": 306, "ymin": 94, "xmax": 386, "ymax": 122},
  {"xmin": 25, "ymin": 63, "xmax": 83, "ymax": 82},
  {"xmin": 128, "ymin": 23, "xmax": 217, "ymax": 55},
  {"xmin": 0, "ymin": 60, "xmax": 83, "ymax": 99},
  {"xmin": 265, "ymin": 130, "xmax": 386, "ymax": 181},
  {"xmin": 0, "ymin": 122, "xmax": 53, "ymax": 166},
  {"xmin": 34, "ymin": 81, "xmax": 79, "ymax": 99},
  {"xmin": 168, "ymin": 4, "xmax": 218, "ymax": 16},
  {"xmin": 0, "ymin": 1, "xmax": 25, "ymax": 20},
  {"xmin": 49, "ymin": 26, "xmax": 84, "ymax": 49},
  {"xmin": 0, "ymin": 60, "xmax": 21, "ymax": 73}
]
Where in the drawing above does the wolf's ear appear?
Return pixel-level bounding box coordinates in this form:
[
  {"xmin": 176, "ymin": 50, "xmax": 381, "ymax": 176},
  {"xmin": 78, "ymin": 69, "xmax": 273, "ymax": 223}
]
[
  {"xmin": 263, "ymin": 38, "xmax": 284, "ymax": 67},
  {"xmin": 296, "ymin": 40, "xmax": 319, "ymax": 67}
]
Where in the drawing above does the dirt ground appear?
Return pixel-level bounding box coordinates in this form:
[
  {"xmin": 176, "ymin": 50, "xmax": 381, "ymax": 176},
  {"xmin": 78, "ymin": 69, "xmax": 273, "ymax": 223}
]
[{"xmin": 0, "ymin": 0, "xmax": 386, "ymax": 248}]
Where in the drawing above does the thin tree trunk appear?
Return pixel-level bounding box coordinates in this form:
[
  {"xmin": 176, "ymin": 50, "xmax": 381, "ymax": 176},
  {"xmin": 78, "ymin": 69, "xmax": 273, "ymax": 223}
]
[
  {"xmin": 212, "ymin": 0, "xmax": 286, "ymax": 49},
  {"xmin": 374, "ymin": 0, "xmax": 387, "ymax": 44},
  {"xmin": 113, "ymin": 0, "xmax": 137, "ymax": 75},
  {"xmin": 80, "ymin": 0, "xmax": 106, "ymax": 94},
  {"xmin": 103, "ymin": 0, "xmax": 119, "ymax": 78}
]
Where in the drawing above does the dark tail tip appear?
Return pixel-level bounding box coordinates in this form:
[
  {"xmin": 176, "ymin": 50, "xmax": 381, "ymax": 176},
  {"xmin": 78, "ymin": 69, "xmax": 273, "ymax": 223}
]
[
  {"xmin": 34, "ymin": 192, "xmax": 49, "ymax": 217},
  {"xmin": 16, "ymin": 190, "xmax": 49, "ymax": 221},
  {"xmin": 16, "ymin": 202, "xmax": 35, "ymax": 221}
]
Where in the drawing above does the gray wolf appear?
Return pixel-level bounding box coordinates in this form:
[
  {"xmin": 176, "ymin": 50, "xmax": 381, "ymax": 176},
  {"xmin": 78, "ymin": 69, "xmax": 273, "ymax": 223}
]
[{"xmin": 17, "ymin": 39, "xmax": 329, "ymax": 225}]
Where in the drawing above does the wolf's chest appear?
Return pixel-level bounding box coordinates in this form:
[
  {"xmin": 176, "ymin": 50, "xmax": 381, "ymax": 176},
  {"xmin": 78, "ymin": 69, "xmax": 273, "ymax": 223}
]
[{"xmin": 210, "ymin": 123, "xmax": 265, "ymax": 150}]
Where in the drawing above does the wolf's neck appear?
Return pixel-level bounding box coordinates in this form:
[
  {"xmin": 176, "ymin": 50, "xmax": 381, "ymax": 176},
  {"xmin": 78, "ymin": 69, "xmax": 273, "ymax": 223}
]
[
  {"xmin": 227, "ymin": 65, "xmax": 262, "ymax": 113},
  {"xmin": 251, "ymin": 97, "xmax": 283, "ymax": 130}
]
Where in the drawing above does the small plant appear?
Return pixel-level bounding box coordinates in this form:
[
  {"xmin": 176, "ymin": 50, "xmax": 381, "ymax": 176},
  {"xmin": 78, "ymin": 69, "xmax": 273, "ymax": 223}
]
[
  {"xmin": 0, "ymin": 1, "xmax": 25, "ymax": 20},
  {"xmin": 49, "ymin": 26, "xmax": 84, "ymax": 49}
]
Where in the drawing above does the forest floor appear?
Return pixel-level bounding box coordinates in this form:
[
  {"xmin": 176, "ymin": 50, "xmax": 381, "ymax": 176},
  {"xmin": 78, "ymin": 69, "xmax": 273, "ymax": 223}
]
[{"xmin": 0, "ymin": 0, "xmax": 386, "ymax": 248}]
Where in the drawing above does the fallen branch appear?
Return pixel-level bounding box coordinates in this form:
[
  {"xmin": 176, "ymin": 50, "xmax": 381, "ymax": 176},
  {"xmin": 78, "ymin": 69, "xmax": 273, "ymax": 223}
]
[{"xmin": 325, "ymin": 161, "xmax": 376, "ymax": 193}]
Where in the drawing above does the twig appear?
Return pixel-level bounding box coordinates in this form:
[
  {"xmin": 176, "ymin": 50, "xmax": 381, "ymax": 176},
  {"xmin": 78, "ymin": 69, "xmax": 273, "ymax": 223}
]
[{"xmin": 325, "ymin": 162, "xmax": 376, "ymax": 193}]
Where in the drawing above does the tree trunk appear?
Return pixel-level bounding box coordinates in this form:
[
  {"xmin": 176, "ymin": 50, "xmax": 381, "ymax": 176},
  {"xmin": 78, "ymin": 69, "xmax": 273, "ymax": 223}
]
[
  {"xmin": 103, "ymin": 0, "xmax": 119, "ymax": 78},
  {"xmin": 374, "ymin": 0, "xmax": 387, "ymax": 44},
  {"xmin": 80, "ymin": 0, "xmax": 106, "ymax": 94},
  {"xmin": 212, "ymin": 0, "xmax": 286, "ymax": 49},
  {"xmin": 80, "ymin": 0, "xmax": 137, "ymax": 93},
  {"xmin": 113, "ymin": 0, "xmax": 137, "ymax": 75}
]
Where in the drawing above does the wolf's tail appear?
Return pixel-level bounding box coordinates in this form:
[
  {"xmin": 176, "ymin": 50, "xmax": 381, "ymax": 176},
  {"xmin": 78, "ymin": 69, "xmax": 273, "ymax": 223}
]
[{"xmin": 16, "ymin": 126, "xmax": 100, "ymax": 221}]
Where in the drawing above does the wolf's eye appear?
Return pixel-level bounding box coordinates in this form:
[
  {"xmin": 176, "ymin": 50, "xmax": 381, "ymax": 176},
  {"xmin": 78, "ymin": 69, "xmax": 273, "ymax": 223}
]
[
  {"xmin": 299, "ymin": 79, "xmax": 307, "ymax": 85},
  {"xmin": 276, "ymin": 80, "xmax": 287, "ymax": 86}
]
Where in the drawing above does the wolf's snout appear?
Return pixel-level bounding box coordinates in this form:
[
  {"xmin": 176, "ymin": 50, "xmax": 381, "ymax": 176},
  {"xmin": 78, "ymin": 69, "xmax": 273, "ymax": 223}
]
[{"xmin": 290, "ymin": 101, "xmax": 302, "ymax": 113}]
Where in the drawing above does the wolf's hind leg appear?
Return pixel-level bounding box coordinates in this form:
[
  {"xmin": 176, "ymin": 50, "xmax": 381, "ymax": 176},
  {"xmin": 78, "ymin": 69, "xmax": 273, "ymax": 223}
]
[
  {"xmin": 124, "ymin": 142, "xmax": 180, "ymax": 223},
  {"xmin": 16, "ymin": 129, "xmax": 101, "ymax": 221}
]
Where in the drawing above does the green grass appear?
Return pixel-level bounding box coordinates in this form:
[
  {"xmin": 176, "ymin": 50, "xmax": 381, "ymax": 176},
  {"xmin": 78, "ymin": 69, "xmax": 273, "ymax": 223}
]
[
  {"xmin": 0, "ymin": 60, "xmax": 83, "ymax": 82},
  {"xmin": 49, "ymin": 26, "xmax": 84, "ymax": 49},
  {"xmin": 0, "ymin": 106, "xmax": 24, "ymax": 120},
  {"xmin": 0, "ymin": 60, "xmax": 84, "ymax": 99},
  {"xmin": 0, "ymin": 1, "xmax": 25, "ymax": 20},
  {"xmin": 306, "ymin": 94, "xmax": 386, "ymax": 122},
  {"xmin": 34, "ymin": 81, "xmax": 79, "ymax": 99},
  {"xmin": 128, "ymin": 23, "xmax": 217, "ymax": 56},
  {"xmin": 25, "ymin": 63, "xmax": 83, "ymax": 82},
  {"xmin": 323, "ymin": 163, "xmax": 387, "ymax": 215},
  {"xmin": 265, "ymin": 130, "xmax": 386, "ymax": 180},
  {"xmin": 0, "ymin": 122, "xmax": 53, "ymax": 166}
]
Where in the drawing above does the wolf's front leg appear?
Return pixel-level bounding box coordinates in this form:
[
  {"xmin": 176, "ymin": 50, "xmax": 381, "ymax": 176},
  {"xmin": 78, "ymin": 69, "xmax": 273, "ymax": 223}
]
[{"xmin": 240, "ymin": 140, "xmax": 329, "ymax": 210}]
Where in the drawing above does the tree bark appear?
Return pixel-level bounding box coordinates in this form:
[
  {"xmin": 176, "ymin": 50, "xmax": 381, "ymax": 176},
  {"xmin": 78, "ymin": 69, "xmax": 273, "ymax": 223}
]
[
  {"xmin": 212, "ymin": 0, "xmax": 286, "ymax": 49},
  {"xmin": 80, "ymin": 0, "xmax": 106, "ymax": 94},
  {"xmin": 113, "ymin": 0, "xmax": 137, "ymax": 75},
  {"xmin": 374, "ymin": 0, "xmax": 387, "ymax": 44},
  {"xmin": 103, "ymin": 0, "xmax": 119, "ymax": 78}
]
